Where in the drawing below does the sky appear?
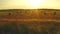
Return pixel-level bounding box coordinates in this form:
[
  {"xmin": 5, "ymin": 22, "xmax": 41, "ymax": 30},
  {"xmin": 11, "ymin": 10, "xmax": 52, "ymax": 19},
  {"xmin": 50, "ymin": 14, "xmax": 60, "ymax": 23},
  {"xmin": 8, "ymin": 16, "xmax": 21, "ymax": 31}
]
[{"xmin": 0, "ymin": 0, "xmax": 60, "ymax": 9}]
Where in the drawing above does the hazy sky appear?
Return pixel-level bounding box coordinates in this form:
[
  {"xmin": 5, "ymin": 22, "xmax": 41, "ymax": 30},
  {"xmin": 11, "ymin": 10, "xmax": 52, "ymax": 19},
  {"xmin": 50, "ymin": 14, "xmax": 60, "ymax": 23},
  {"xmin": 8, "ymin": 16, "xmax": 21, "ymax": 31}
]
[{"xmin": 0, "ymin": 0, "xmax": 60, "ymax": 9}]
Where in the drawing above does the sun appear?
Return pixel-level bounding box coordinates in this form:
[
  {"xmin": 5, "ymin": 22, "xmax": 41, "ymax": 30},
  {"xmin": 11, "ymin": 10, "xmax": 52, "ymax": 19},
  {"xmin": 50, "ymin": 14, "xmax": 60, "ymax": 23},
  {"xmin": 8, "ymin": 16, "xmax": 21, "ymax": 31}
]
[{"xmin": 28, "ymin": 0, "xmax": 44, "ymax": 8}]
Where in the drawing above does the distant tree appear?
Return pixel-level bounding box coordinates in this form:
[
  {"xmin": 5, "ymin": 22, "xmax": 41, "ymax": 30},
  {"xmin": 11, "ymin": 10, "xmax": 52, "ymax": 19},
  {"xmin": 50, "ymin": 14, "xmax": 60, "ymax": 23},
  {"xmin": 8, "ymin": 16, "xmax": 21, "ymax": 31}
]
[{"xmin": 8, "ymin": 13, "xmax": 11, "ymax": 16}]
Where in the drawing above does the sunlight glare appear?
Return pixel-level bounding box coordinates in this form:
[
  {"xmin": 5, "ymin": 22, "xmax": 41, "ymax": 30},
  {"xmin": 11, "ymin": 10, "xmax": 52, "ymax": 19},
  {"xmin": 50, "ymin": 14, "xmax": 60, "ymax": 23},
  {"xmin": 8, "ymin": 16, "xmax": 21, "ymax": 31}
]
[{"xmin": 28, "ymin": 0, "xmax": 44, "ymax": 8}]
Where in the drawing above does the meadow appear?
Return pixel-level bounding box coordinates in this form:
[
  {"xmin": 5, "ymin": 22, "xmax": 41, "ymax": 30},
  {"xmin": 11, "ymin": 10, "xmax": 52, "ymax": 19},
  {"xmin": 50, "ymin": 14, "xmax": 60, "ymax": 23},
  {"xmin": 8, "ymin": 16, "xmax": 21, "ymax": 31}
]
[{"xmin": 0, "ymin": 9, "xmax": 60, "ymax": 34}]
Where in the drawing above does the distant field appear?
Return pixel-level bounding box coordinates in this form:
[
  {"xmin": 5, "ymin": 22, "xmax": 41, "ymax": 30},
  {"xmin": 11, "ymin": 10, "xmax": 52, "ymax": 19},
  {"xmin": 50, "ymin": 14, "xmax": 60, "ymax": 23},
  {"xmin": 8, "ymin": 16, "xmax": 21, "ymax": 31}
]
[
  {"xmin": 0, "ymin": 9, "xmax": 60, "ymax": 22},
  {"xmin": 0, "ymin": 9, "xmax": 60, "ymax": 34}
]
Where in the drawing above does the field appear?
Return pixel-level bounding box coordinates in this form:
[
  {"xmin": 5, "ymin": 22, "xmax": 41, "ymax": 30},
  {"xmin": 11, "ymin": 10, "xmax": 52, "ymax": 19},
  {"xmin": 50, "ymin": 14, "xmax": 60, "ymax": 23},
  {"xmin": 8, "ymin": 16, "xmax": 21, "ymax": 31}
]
[{"xmin": 0, "ymin": 9, "xmax": 60, "ymax": 34}]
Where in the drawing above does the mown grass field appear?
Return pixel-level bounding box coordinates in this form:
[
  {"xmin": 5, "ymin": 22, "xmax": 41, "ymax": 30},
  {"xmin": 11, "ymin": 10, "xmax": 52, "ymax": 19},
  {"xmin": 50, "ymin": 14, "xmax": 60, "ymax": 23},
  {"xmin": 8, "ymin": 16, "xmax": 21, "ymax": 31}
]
[{"xmin": 0, "ymin": 9, "xmax": 60, "ymax": 34}]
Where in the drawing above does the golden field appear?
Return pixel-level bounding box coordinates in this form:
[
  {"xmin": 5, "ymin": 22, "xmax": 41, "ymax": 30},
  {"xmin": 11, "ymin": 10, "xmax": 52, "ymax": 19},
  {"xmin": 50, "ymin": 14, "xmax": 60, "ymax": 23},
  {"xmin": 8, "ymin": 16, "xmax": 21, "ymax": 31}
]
[{"xmin": 0, "ymin": 9, "xmax": 60, "ymax": 34}]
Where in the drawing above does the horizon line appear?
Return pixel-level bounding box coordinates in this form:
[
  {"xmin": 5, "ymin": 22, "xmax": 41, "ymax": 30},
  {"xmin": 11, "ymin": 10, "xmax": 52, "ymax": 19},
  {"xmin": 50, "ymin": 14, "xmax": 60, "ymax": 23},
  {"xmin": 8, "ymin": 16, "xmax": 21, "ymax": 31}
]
[{"xmin": 0, "ymin": 8, "xmax": 60, "ymax": 10}]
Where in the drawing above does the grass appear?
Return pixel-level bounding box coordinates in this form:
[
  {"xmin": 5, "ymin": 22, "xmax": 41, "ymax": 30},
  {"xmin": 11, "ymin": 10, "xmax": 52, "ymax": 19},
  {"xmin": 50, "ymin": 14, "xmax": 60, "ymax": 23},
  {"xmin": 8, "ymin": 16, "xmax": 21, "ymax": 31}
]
[{"xmin": 0, "ymin": 21, "xmax": 60, "ymax": 34}]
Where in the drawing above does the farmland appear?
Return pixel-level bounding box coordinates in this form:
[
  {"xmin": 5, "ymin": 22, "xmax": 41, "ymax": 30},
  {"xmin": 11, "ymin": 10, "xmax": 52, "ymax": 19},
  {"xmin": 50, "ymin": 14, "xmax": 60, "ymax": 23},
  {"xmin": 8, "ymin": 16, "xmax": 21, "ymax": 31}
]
[{"xmin": 0, "ymin": 9, "xmax": 60, "ymax": 34}]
